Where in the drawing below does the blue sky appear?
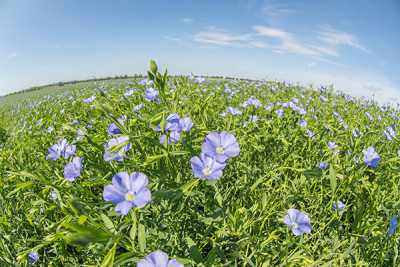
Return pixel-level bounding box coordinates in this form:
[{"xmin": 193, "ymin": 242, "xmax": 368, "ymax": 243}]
[{"xmin": 1, "ymin": 0, "xmax": 399, "ymax": 102}]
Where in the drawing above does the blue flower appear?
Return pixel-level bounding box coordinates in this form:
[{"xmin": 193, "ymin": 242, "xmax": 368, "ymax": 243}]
[
  {"xmin": 124, "ymin": 88, "xmax": 136, "ymax": 96},
  {"xmin": 276, "ymin": 109, "xmax": 284, "ymax": 118},
  {"xmin": 388, "ymin": 215, "xmax": 398, "ymax": 237},
  {"xmin": 46, "ymin": 139, "xmax": 76, "ymax": 160},
  {"xmin": 137, "ymin": 251, "xmax": 183, "ymax": 267},
  {"xmin": 108, "ymin": 123, "xmax": 122, "ymax": 135},
  {"xmin": 83, "ymin": 95, "xmax": 96, "ymax": 103},
  {"xmin": 332, "ymin": 200, "xmax": 345, "ymax": 210},
  {"xmin": 226, "ymin": 106, "xmax": 242, "ymax": 116},
  {"xmin": 104, "ymin": 136, "xmax": 132, "ymax": 162},
  {"xmin": 363, "ymin": 147, "xmax": 380, "ymax": 168},
  {"xmin": 28, "ymin": 251, "xmax": 39, "ymax": 264},
  {"xmin": 328, "ymin": 141, "xmax": 337, "ymax": 150},
  {"xmin": 103, "ymin": 172, "xmax": 151, "ymax": 215},
  {"xmin": 179, "ymin": 117, "xmax": 193, "ymax": 132},
  {"xmin": 144, "ymin": 88, "xmax": 159, "ymax": 102},
  {"xmin": 64, "ymin": 157, "xmax": 82, "ymax": 181},
  {"xmin": 241, "ymin": 96, "xmax": 262, "ymax": 108},
  {"xmin": 201, "ymin": 131, "xmax": 240, "ymax": 163},
  {"xmin": 169, "ymin": 131, "xmax": 181, "ymax": 143},
  {"xmin": 139, "ymin": 78, "xmax": 153, "ymax": 86},
  {"xmin": 384, "ymin": 126, "xmax": 396, "ymax": 141},
  {"xmin": 165, "ymin": 113, "xmax": 181, "ymax": 132},
  {"xmin": 133, "ymin": 103, "xmax": 144, "ymax": 112},
  {"xmin": 284, "ymin": 209, "xmax": 312, "ymax": 236},
  {"xmin": 191, "ymin": 153, "xmax": 226, "ymax": 180},
  {"xmin": 319, "ymin": 161, "xmax": 328, "ymax": 170},
  {"xmin": 299, "ymin": 119, "xmax": 307, "ymax": 128}
]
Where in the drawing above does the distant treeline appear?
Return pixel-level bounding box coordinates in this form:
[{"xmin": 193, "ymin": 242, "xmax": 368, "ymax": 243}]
[{"xmin": 2, "ymin": 74, "xmax": 258, "ymax": 98}]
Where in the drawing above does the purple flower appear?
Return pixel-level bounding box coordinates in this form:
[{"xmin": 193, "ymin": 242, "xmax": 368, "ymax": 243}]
[
  {"xmin": 139, "ymin": 78, "xmax": 153, "ymax": 86},
  {"xmin": 159, "ymin": 134, "xmax": 167, "ymax": 145},
  {"xmin": 191, "ymin": 153, "xmax": 226, "ymax": 180},
  {"xmin": 384, "ymin": 126, "xmax": 396, "ymax": 141},
  {"xmin": 365, "ymin": 112, "xmax": 373, "ymax": 121},
  {"xmin": 133, "ymin": 103, "xmax": 144, "ymax": 112},
  {"xmin": 332, "ymin": 200, "xmax": 345, "ymax": 210},
  {"xmin": 83, "ymin": 95, "xmax": 96, "ymax": 103},
  {"xmin": 169, "ymin": 131, "xmax": 181, "ymax": 143},
  {"xmin": 124, "ymin": 88, "xmax": 136, "ymax": 96},
  {"xmin": 284, "ymin": 209, "xmax": 312, "ymax": 236},
  {"xmin": 201, "ymin": 131, "xmax": 240, "ymax": 163},
  {"xmin": 179, "ymin": 117, "xmax": 193, "ymax": 132},
  {"xmin": 319, "ymin": 161, "xmax": 328, "ymax": 170},
  {"xmin": 47, "ymin": 126, "xmax": 54, "ymax": 133},
  {"xmin": 388, "ymin": 215, "xmax": 398, "ymax": 237},
  {"xmin": 299, "ymin": 119, "xmax": 307, "ymax": 128},
  {"xmin": 64, "ymin": 157, "xmax": 82, "ymax": 181},
  {"xmin": 46, "ymin": 139, "xmax": 76, "ymax": 160},
  {"xmin": 62, "ymin": 143, "xmax": 76, "ymax": 159},
  {"xmin": 137, "ymin": 251, "xmax": 183, "ymax": 267},
  {"xmin": 28, "ymin": 251, "xmax": 39, "ymax": 264},
  {"xmin": 144, "ymin": 88, "xmax": 159, "ymax": 102},
  {"xmin": 363, "ymin": 146, "xmax": 380, "ymax": 168},
  {"xmin": 104, "ymin": 136, "xmax": 132, "ymax": 162},
  {"xmin": 328, "ymin": 141, "xmax": 337, "ymax": 150},
  {"xmin": 165, "ymin": 113, "xmax": 181, "ymax": 132},
  {"xmin": 264, "ymin": 104, "xmax": 273, "ymax": 111},
  {"xmin": 103, "ymin": 172, "xmax": 151, "ymax": 215},
  {"xmin": 226, "ymin": 106, "xmax": 242, "ymax": 116},
  {"xmin": 241, "ymin": 96, "xmax": 262, "ymax": 108},
  {"xmin": 195, "ymin": 77, "xmax": 205, "ymax": 83},
  {"xmin": 107, "ymin": 123, "xmax": 122, "ymax": 135},
  {"xmin": 276, "ymin": 109, "xmax": 284, "ymax": 118}
]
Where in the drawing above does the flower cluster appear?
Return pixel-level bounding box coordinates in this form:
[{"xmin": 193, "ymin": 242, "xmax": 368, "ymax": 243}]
[
  {"xmin": 156, "ymin": 113, "xmax": 193, "ymax": 144},
  {"xmin": 191, "ymin": 131, "xmax": 240, "ymax": 180}
]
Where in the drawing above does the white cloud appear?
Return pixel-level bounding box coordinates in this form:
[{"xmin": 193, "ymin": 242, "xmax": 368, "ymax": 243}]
[
  {"xmin": 262, "ymin": 0, "xmax": 295, "ymax": 23},
  {"xmin": 253, "ymin": 25, "xmax": 318, "ymax": 56},
  {"xmin": 181, "ymin": 18, "xmax": 194, "ymax": 24},
  {"xmin": 193, "ymin": 30, "xmax": 250, "ymax": 46},
  {"xmin": 318, "ymin": 26, "xmax": 370, "ymax": 53},
  {"xmin": 7, "ymin": 52, "xmax": 17, "ymax": 59}
]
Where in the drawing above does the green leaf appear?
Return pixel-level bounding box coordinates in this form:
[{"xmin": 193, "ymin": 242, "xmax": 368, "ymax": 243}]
[
  {"xmin": 100, "ymin": 243, "xmax": 117, "ymax": 267},
  {"xmin": 101, "ymin": 214, "xmax": 116, "ymax": 234},
  {"xmin": 329, "ymin": 165, "xmax": 337, "ymax": 193},
  {"xmin": 78, "ymin": 215, "xmax": 87, "ymax": 225},
  {"xmin": 138, "ymin": 223, "xmax": 146, "ymax": 252},
  {"xmin": 129, "ymin": 211, "xmax": 137, "ymax": 247}
]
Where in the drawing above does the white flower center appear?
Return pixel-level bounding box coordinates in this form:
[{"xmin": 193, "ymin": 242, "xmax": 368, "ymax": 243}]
[
  {"xmin": 216, "ymin": 146, "xmax": 225, "ymax": 155},
  {"xmin": 125, "ymin": 192, "xmax": 135, "ymax": 201},
  {"xmin": 292, "ymin": 222, "xmax": 299, "ymax": 229},
  {"xmin": 202, "ymin": 167, "xmax": 212, "ymax": 177}
]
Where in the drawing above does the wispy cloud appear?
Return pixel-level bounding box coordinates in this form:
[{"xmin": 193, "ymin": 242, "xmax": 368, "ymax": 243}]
[
  {"xmin": 7, "ymin": 52, "xmax": 18, "ymax": 59},
  {"xmin": 261, "ymin": 0, "xmax": 295, "ymax": 23},
  {"xmin": 253, "ymin": 25, "xmax": 318, "ymax": 56},
  {"xmin": 318, "ymin": 26, "xmax": 370, "ymax": 53},
  {"xmin": 189, "ymin": 24, "xmax": 369, "ymax": 68},
  {"xmin": 181, "ymin": 18, "xmax": 194, "ymax": 24},
  {"xmin": 193, "ymin": 29, "xmax": 251, "ymax": 46}
]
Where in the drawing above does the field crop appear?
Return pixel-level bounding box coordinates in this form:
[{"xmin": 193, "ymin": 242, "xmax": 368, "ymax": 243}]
[{"xmin": 0, "ymin": 61, "xmax": 399, "ymax": 266}]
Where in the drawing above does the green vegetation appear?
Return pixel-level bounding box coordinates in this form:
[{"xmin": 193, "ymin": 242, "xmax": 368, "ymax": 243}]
[{"xmin": 0, "ymin": 62, "xmax": 399, "ymax": 266}]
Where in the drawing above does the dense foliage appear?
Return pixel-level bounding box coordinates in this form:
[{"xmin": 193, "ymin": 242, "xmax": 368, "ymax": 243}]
[{"xmin": 0, "ymin": 61, "xmax": 399, "ymax": 266}]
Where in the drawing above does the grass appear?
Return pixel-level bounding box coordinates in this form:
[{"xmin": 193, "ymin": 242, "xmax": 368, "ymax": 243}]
[{"xmin": 0, "ymin": 61, "xmax": 399, "ymax": 266}]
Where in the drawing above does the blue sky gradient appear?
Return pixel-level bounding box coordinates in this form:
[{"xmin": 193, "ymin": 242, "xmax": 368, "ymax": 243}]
[{"xmin": 1, "ymin": 0, "xmax": 399, "ymax": 102}]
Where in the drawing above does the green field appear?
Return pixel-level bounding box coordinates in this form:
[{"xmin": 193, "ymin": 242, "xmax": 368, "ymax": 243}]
[{"xmin": 0, "ymin": 62, "xmax": 399, "ymax": 266}]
